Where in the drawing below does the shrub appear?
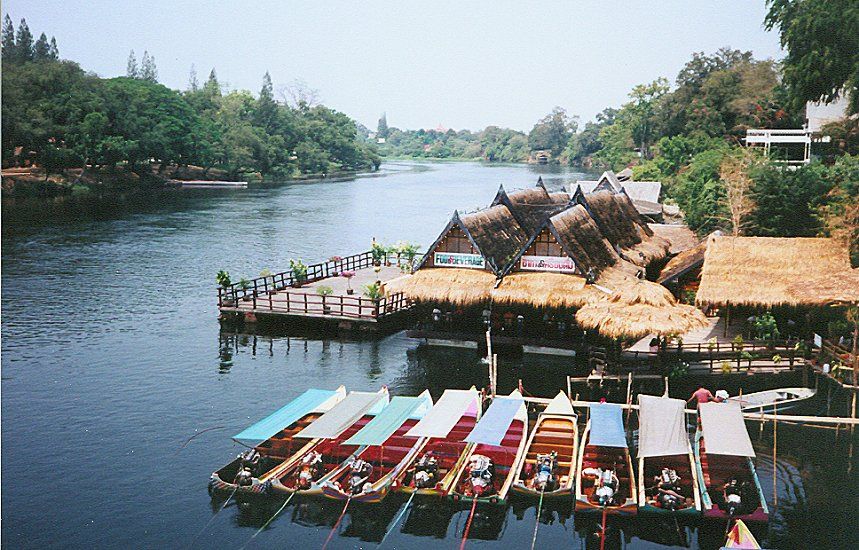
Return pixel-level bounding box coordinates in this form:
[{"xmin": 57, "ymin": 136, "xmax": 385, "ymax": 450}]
[
  {"xmin": 216, "ymin": 270, "xmax": 231, "ymax": 288},
  {"xmin": 316, "ymin": 285, "xmax": 334, "ymax": 296}
]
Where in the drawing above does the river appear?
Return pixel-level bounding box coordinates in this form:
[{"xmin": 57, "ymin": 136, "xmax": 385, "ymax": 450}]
[{"xmin": 2, "ymin": 161, "xmax": 857, "ymax": 549}]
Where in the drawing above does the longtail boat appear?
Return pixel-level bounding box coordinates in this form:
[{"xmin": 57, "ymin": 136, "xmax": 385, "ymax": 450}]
[
  {"xmin": 729, "ymin": 387, "xmax": 815, "ymax": 414},
  {"xmin": 267, "ymin": 388, "xmax": 390, "ymax": 496},
  {"xmin": 320, "ymin": 391, "xmax": 434, "ymax": 502},
  {"xmin": 449, "ymin": 390, "xmax": 528, "ymax": 505},
  {"xmin": 694, "ymin": 402, "xmax": 768, "ymax": 522},
  {"xmin": 636, "ymin": 394, "xmax": 701, "ymax": 516},
  {"xmin": 723, "ymin": 519, "xmax": 762, "ymax": 549},
  {"xmin": 393, "ymin": 387, "xmax": 482, "ymax": 496},
  {"xmin": 209, "ymin": 386, "xmax": 347, "ymax": 497},
  {"xmin": 511, "ymin": 391, "xmax": 578, "ymax": 498},
  {"xmin": 575, "ymin": 403, "xmax": 637, "ymax": 514}
]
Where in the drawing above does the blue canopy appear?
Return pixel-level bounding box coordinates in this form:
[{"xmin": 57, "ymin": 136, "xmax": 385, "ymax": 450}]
[
  {"xmin": 589, "ymin": 403, "xmax": 627, "ymax": 448},
  {"xmin": 344, "ymin": 392, "xmax": 433, "ymax": 446},
  {"xmin": 233, "ymin": 388, "xmax": 339, "ymax": 445},
  {"xmin": 465, "ymin": 396, "xmax": 524, "ymax": 446}
]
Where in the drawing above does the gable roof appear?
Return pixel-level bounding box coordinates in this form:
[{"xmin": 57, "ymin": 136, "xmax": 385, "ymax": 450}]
[
  {"xmin": 493, "ymin": 183, "xmax": 570, "ymax": 235},
  {"xmin": 575, "ymin": 180, "xmax": 662, "ymax": 205},
  {"xmin": 458, "ymin": 204, "xmax": 532, "ymax": 275},
  {"xmin": 546, "ymin": 204, "xmax": 623, "ymax": 277}
]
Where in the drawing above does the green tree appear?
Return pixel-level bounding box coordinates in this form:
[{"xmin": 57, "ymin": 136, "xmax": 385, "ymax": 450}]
[
  {"xmin": 126, "ymin": 50, "xmax": 138, "ymax": 78},
  {"xmin": 765, "ymin": 0, "xmax": 859, "ymax": 113},
  {"xmin": 627, "ymin": 78, "xmax": 669, "ymax": 158},
  {"xmin": 2, "ymin": 15, "xmax": 16, "ymax": 60},
  {"xmin": 33, "ymin": 32, "xmax": 50, "ymax": 60},
  {"xmin": 377, "ymin": 113, "xmax": 389, "ymax": 139},
  {"xmin": 528, "ymin": 107, "xmax": 578, "ymax": 161},
  {"xmin": 140, "ymin": 51, "xmax": 157, "ymax": 82},
  {"xmin": 671, "ymin": 148, "xmax": 731, "ymax": 233},
  {"xmin": 14, "ymin": 18, "xmax": 33, "ymax": 62},
  {"xmin": 254, "ymin": 71, "xmax": 278, "ymax": 133},
  {"xmin": 48, "ymin": 37, "xmax": 58, "ymax": 60},
  {"xmin": 187, "ymin": 64, "xmax": 198, "ymax": 92},
  {"xmin": 751, "ymin": 162, "xmax": 833, "ymax": 237}
]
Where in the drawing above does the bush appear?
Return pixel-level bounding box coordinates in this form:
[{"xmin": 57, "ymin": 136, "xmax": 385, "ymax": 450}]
[
  {"xmin": 316, "ymin": 285, "xmax": 334, "ymax": 296},
  {"xmin": 289, "ymin": 259, "xmax": 307, "ymax": 283}
]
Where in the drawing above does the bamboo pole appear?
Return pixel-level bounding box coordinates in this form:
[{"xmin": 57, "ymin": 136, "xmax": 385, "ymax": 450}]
[
  {"xmin": 625, "ymin": 373, "xmax": 633, "ymax": 423},
  {"xmin": 567, "ymin": 376, "xmax": 572, "ymax": 401},
  {"xmin": 772, "ymin": 402, "xmax": 778, "ymax": 508}
]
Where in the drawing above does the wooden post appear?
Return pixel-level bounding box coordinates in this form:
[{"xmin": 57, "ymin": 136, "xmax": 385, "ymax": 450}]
[
  {"xmin": 772, "ymin": 401, "xmax": 778, "ymax": 508},
  {"xmin": 485, "ymin": 328, "xmax": 492, "ymax": 364},
  {"xmin": 663, "ymin": 377, "xmax": 669, "ymax": 397},
  {"xmin": 625, "ymin": 372, "xmax": 633, "ymax": 422},
  {"xmin": 566, "ymin": 376, "xmax": 572, "ymax": 401},
  {"xmin": 724, "ymin": 306, "xmax": 730, "ymax": 338}
]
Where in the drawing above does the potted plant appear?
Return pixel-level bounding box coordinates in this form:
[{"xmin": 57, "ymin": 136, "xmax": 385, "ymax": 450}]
[
  {"xmin": 396, "ymin": 241, "xmax": 421, "ymax": 272},
  {"xmin": 384, "ymin": 245, "xmax": 398, "ymax": 267},
  {"xmin": 317, "ymin": 285, "xmax": 334, "ymax": 314},
  {"xmin": 371, "ymin": 241, "xmax": 386, "ymax": 267},
  {"xmin": 238, "ymin": 278, "xmax": 252, "ymax": 300},
  {"xmin": 290, "ymin": 259, "xmax": 308, "ymax": 287},
  {"xmin": 363, "ymin": 282, "xmax": 383, "ymax": 301},
  {"xmin": 341, "ymin": 270, "xmax": 356, "ymax": 294},
  {"xmin": 216, "ymin": 270, "xmax": 235, "ymax": 304},
  {"xmin": 259, "ymin": 268, "xmax": 276, "ymax": 294}
]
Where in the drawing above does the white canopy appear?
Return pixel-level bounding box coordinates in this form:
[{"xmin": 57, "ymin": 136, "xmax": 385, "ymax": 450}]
[
  {"xmin": 295, "ymin": 390, "xmax": 388, "ymax": 440},
  {"xmin": 543, "ymin": 391, "xmax": 575, "ymax": 416},
  {"xmin": 699, "ymin": 401, "xmax": 756, "ymax": 457},
  {"xmin": 637, "ymin": 394, "xmax": 690, "ymax": 458},
  {"xmin": 405, "ymin": 388, "xmax": 479, "ymax": 439}
]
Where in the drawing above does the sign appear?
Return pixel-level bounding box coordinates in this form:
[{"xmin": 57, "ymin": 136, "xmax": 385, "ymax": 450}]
[
  {"xmin": 813, "ymin": 333, "xmax": 822, "ymax": 348},
  {"xmin": 520, "ymin": 255, "xmax": 576, "ymax": 272},
  {"xmin": 434, "ymin": 252, "xmax": 485, "ymax": 269}
]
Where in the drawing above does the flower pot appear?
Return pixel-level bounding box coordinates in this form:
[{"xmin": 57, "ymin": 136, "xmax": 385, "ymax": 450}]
[
  {"xmin": 323, "ymin": 306, "xmax": 332, "ymax": 315},
  {"xmin": 346, "ymin": 288, "xmax": 354, "ymax": 295}
]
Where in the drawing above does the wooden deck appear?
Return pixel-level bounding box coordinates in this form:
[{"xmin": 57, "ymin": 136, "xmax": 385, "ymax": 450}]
[{"xmin": 218, "ymin": 251, "xmax": 414, "ymax": 327}]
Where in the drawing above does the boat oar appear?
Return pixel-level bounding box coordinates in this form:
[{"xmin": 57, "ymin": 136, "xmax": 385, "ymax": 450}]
[
  {"xmin": 599, "ymin": 506, "xmax": 608, "ymax": 550},
  {"xmin": 459, "ymin": 497, "xmax": 478, "ymax": 550},
  {"xmin": 186, "ymin": 483, "xmax": 237, "ymax": 549},
  {"xmin": 238, "ymin": 491, "xmax": 297, "ymax": 549},
  {"xmin": 530, "ymin": 485, "xmax": 546, "ymax": 550},
  {"xmin": 377, "ymin": 490, "xmax": 416, "ymax": 548},
  {"xmin": 322, "ymin": 495, "xmax": 352, "ymax": 550}
]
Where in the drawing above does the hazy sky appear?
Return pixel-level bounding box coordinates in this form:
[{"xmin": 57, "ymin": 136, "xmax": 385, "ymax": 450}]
[{"xmin": 5, "ymin": 1, "xmax": 784, "ymax": 131}]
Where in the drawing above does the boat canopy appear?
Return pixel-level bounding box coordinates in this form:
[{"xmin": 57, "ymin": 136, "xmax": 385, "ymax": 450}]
[
  {"xmin": 345, "ymin": 392, "xmax": 433, "ymax": 446},
  {"xmin": 296, "ymin": 390, "xmax": 388, "ymax": 440},
  {"xmin": 637, "ymin": 394, "xmax": 690, "ymax": 458},
  {"xmin": 543, "ymin": 391, "xmax": 575, "ymax": 416},
  {"xmin": 699, "ymin": 402, "xmax": 755, "ymax": 457},
  {"xmin": 406, "ymin": 388, "xmax": 480, "ymax": 439},
  {"xmin": 233, "ymin": 387, "xmax": 344, "ymax": 445},
  {"xmin": 465, "ymin": 394, "xmax": 525, "ymax": 446},
  {"xmin": 588, "ymin": 403, "xmax": 627, "ymax": 448}
]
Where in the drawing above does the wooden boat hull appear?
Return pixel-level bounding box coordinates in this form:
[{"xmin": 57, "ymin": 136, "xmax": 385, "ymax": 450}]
[
  {"xmin": 394, "ymin": 419, "xmax": 480, "ymax": 497},
  {"xmin": 510, "ymin": 411, "xmax": 578, "ymax": 500},
  {"xmin": 637, "ymin": 453, "xmax": 701, "ymax": 516},
  {"xmin": 731, "ymin": 387, "xmax": 815, "ymax": 415},
  {"xmin": 575, "ymin": 421, "xmax": 637, "ymax": 515},
  {"xmin": 694, "ymin": 430, "xmax": 769, "ymax": 523}
]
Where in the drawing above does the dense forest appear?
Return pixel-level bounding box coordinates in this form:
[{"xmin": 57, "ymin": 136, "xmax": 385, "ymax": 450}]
[{"xmin": 1, "ymin": 16, "xmax": 380, "ymax": 188}]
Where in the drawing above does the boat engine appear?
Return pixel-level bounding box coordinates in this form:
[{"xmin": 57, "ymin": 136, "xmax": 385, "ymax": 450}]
[
  {"xmin": 238, "ymin": 449, "xmax": 261, "ymax": 475},
  {"xmin": 413, "ymin": 453, "xmax": 439, "ymax": 489},
  {"xmin": 532, "ymin": 452, "xmax": 558, "ymax": 491},
  {"xmin": 722, "ymin": 479, "xmax": 745, "ymax": 516},
  {"xmin": 467, "ymin": 454, "xmax": 495, "ymax": 496},
  {"xmin": 296, "ymin": 451, "xmax": 323, "ymax": 490},
  {"xmin": 595, "ymin": 469, "xmax": 618, "ymax": 506},
  {"xmin": 348, "ymin": 458, "xmax": 373, "ymax": 495},
  {"xmin": 657, "ymin": 468, "xmax": 682, "ymax": 510}
]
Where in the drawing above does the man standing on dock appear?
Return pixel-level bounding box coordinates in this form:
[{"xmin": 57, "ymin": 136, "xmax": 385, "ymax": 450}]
[{"xmin": 687, "ymin": 384, "xmax": 714, "ymax": 407}]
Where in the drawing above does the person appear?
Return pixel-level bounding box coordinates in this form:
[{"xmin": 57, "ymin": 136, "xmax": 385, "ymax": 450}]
[
  {"xmin": 649, "ymin": 336, "xmax": 660, "ymax": 354},
  {"xmin": 347, "ymin": 458, "xmax": 373, "ymax": 494},
  {"xmin": 687, "ymin": 385, "xmax": 714, "ymax": 407},
  {"xmin": 715, "ymin": 389, "xmax": 729, "ymax": 403}
]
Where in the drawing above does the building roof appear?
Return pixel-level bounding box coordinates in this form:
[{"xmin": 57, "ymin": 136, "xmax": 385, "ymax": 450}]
[
  {"xmin": 547, "ymin": 204, "xmax": 623, "ymax": 276},
  {"xmin": 657, "ymin": 241, "xmax": 707, "ymax": 284},
  {"xmin": 492, "ymin": 183, "xmax": 570, "ymax": 235},
  {"xmin": 649, "ymin": 224, "xmax": 700, "ymax": 255},
  {"xmin": 576, "ymin": 179, "xmax": 662, "ymax": 205},
  {"xmin": 458, "ymin": 204, "xmax": 531, "ymax": 275},
  {"xmin": 696, "ymin": 236, "xmax": 859, "ymax": 307}
]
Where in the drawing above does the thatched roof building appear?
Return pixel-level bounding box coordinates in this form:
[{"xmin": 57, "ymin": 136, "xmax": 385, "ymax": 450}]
[
  {"xmin": 543, "ymin": 205, "xmax": 626, "ymax": 277},
  {"xmin": 649, "ymin": 224, "xmax": 700, "ymax": 255},
  {"xmin": 574, "ymin": 188, "xmax": 670, "ymax": 267},
  {"xmin": 658, "ymin": 241, "xmax": 707, "ymax": 285},
  {"xmin": 491, "ymin": 180, "xmax": 570, "ymax": 235},
  {"xmin": 695, "ymin": 236, "xmax": 859, "ymax": 307},
  {"xmin": 575, "ymin": 170, "xmax": 662, "ymax": 207},
  {"xmin": 387, "ymin": 268, "xmax": 495, "ymax": 306},
  {"xmin": 491, "ymin": 272, "xmax": 607, "ymax": 309}
]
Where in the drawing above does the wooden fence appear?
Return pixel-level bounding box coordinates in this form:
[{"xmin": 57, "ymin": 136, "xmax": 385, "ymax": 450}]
[{"xmin": 622, "ymin": 339, "xmax": 807, "ymax": 373}]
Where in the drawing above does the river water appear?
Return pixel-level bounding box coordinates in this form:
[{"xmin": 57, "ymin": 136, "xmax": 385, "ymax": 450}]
[{"xmin": 2, "ymin": 161, "xmax": 857, "ymax": 549}]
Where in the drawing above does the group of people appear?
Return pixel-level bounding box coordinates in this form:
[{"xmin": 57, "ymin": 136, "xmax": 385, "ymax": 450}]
[{"xmin": 687, "ymin": 385, "xmax": 730, "ymax": 407}]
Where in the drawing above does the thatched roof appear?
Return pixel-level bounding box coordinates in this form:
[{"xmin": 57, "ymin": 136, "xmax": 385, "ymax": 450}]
[
  {"xmin": 491, "ymin": 272, "xmax": 607, "ymax": 309},
  {"xmin": 387, "ymin": 268, "xmax": 496, "ymax": 306},
  {"xmin": 696, "ymin": 236, "xmax": 859, "ymax": 307},
  {"xmin": 458, "ymin": 205, "xmax": 531, "ymax": 275},
  {"xmin": 576, "ymin": 278, "xmax": 709, "ymax": 339},
  {"xmin": 649, "ymin": 224, "xmax": 700, "ymax": 254},
  {"xmin": 577, "ymin": 190, "xmax": 670, "ymax": 267},
  {"xmin": 494, "ymin": 185, "xmax": 570, "ymax": 235},
  {"xmin": 658, "ymin": 241, "xmax": 707, "ymax": 284},
  {"xmin": 547, "ymin": 204, "xmax": 623, "ymax": 276}
]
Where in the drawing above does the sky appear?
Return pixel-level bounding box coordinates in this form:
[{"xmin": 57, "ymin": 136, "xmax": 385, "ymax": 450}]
[{"xmin": 4, "ymin": 0, "xmax": 785, "ymax": 132}]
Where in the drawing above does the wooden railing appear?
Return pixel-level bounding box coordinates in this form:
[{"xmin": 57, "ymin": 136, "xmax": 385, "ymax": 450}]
[
  {"xmin": 241, "ymin": 290, "xmax": 411, "ymax": 320},
  {"xmin": 621, "ymin": 339, "xmax": 807, "ymax": 373}
]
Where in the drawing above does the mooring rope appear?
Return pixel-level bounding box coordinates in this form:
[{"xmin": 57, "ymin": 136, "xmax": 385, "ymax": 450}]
[
  {"xmin": 238, "ymin": 491, "xmax": 297, "ymax": 549},
  {"xmin": 459, "ymin": 497, "xmax": 478, "ymax": 550},
  {"xmin": 321, "ymin": 495, "xmax": 352, "ymax": 550},
  {"xmin": 377, "ymin": 491, "xmax": 416, "ymax": 548},
  {"xmin": 530, "ymin": 486, "xmax": 546, "ymax": 550},
  {"xmin": 186, "ymin": 484, "xmax": 237, "ymax": 549}
]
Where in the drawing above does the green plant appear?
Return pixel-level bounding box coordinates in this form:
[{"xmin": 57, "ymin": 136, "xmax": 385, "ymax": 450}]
[
  {"xmin": 707, "ymin": 337, "xmax": 717, "ymax": 351},
  {"xmin": 371, "ymin": 241, "xmax": 386, "ymax": 263},
  {"xmin": 363, "ymin": 282, "xmax": 384, "ymax": 301},
  {"xmin": 259, "ymin": 268, "xmax": 272, "ymax": 278},
  {"xmin": 396, "ymin": 241, "xmax": 421, "ymax": 262},
  {"xmin": 289, "ymin": 259, "xmax": 308, "ymax": 284},
  {"xmin": 681, "ymin": 289, "xmax": 697, "ymax": 305},
  {"xmin": 216, "ymin": 270, "xmax": 232, "ymax": 289},
  {"xmin": 720, "ymin": 361, "xmax": 732, "ymax": 374},
  {"xmin": 733, "ymin": 334, "xmax": 744, "ymax": 346},
  {"xmin": 316, "ymin": 285, "xmax": 334, "ymax": 297},
  {"xmin": 753, "ymin": 312, "xmax": 780, "ymax": 341},
  {"xmin": 667, "ymin": 361, "xmax": 689, "ymax": 379},
  {"xmin": 772, "ymin": 354, "xmax": 782, "ymax": 364},
  {"xmin": 238, "ymin": 278, "xmax": 250, "ymax": 291}
]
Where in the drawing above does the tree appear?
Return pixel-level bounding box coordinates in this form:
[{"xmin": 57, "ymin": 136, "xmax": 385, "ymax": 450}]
[
  {"xmin": 818, "ymin": 155, "xmax": 859, "ymax": 264},
  {"xmin": 140, "ymin": 51, "xmax": 158, "ymax": 82},
  {"xmin": 671, "ymin": 148, "xmax": 731, "ymax": 234},
  {"xmin": 48, "ymin": 37, "xmax": 58, "ymax": 60},
  {"xmin": 765, "ymin": 0, "xmax": 859, "ymax": 113},
  {"xmin": 528, "ymin": 107, "xmax": 578, "ymax": 161},
  {"xmin": 377, "ymin": 113, "xmax": 389, "ymax": 139},
  {"xmin": 33, "ymin": 32, "xmax": 50, "ymax": 60},
  {"xmin": 254, "ymin": 71, "xmax": 278, "ymax": 132},
  {"xmin": 14, "ymin": 18, "xmax": 34, "ymax": 62},
  {"xmin": 627, "ymin": 78, "xmax": 670, "ymax": 158},
  {"xmin": 719, "ymin": 148, "xmax": 758, "ymax": 236},
  {"xmin": 2, "ymin": 15, "xmax": 15, "ymax": 60},
  {"xmin": 126, "ymin": 50, "xmax": 138, "ymax": 78},
  {"xmin": 204, "ymin": 69, "xmax": 220, "ymax": 96},
  {"xmin": 188, "ymin": 64, "xmax": 198, "ymax": 92},
  {"xmin": 751, "ymin": 162, "xmax": 832, "ymax": 237}
]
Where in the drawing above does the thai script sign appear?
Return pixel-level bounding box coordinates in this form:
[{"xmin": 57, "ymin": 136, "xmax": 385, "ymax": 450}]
[
  {"xmin": 520, "ymin": 255, "xmax": 576, "ymax": 272},
  {"xmin": 434, "ymin": 252, "xmax": 485, "ymax": 269}
]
